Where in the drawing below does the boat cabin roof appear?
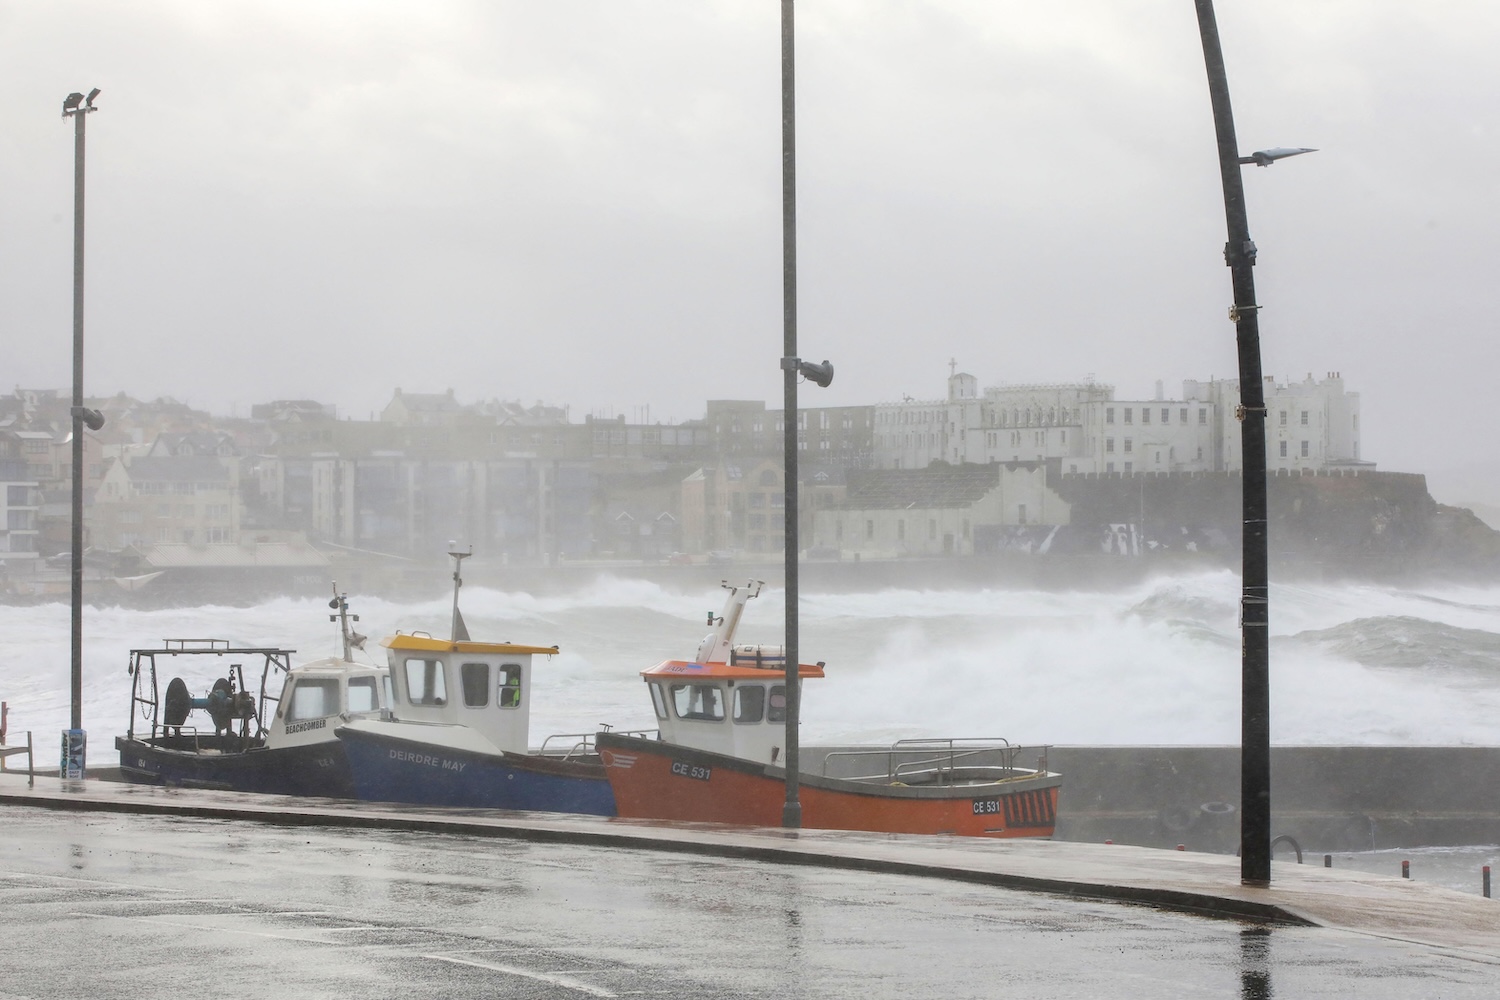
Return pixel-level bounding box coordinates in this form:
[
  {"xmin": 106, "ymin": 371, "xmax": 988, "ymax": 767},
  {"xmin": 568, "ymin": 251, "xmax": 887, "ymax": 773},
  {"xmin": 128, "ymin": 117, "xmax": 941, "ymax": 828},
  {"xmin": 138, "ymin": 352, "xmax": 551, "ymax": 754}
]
[
  {"xmin": 642, "ymin": 659, "xmax": 825, "ymax": 681},
  {"xmin": 382, "ymin": 632, "xmax": 560, "ymax": 657}
]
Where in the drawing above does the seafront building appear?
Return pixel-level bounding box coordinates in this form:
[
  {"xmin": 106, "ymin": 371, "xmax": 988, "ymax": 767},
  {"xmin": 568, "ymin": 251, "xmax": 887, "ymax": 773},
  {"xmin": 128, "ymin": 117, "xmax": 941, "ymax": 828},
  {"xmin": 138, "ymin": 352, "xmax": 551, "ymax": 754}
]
[{"xmin": 874, "ymin": 369, "xmax": 1367, "ymax": 476}]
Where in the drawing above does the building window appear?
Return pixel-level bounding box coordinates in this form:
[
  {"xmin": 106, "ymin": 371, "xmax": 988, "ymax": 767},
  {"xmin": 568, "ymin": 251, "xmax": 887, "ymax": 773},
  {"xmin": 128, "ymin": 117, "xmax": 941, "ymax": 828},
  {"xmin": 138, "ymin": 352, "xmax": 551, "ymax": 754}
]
[
  {"xmin": 1107, "ymin": 462, "xmax": 1115, "ymax": 473},
  {"xmin": 1106, "ymin": 408, "xmax": 1115, "ymax": 424},
  {"xmin": 1280, "ymin": 411, "xmax": 1287, "ymax": 426},
  {"xmin": 1161, "ymin": 408, "xmax": 1170, "ymax": 424},
  {"xmin": 1142, "ymin": 409, "xmax": 1151, "ymax": 424},
  {"xmin": 866, "ymin": 520, "xmax": 874, "ymax": 540},
  {"xmin": 1199, "ymin": 409, "xmax": 1207, "ymax": 424},
  {"xmin": 1124, "ymin": 462, "xmax": 1133, "ymax": 473},
  {"xmin": 1179, "ymin": 408, "xmax": 1188, "ymax": 423},
  {"xmin": 1106, "ymin": 438, "xmax": 1115, "ymax": 453},
  {"xmin": 1018, "ymin": 504, "xmax": 1028, "ymax": 524},
  {"xmin": 1301, "ymin": 440, "xmax": 1309, "ymax": 457},
  {"xmin": 1124, "ymin": 438, "xmax": 1133, "ymax": 453},
  {"xmin": 1301, "ymin": 411, "xmax": 1309, "ymax": 426},
  {"xmin": 1124, "ymin": 409, "xmax": 1133, "ymax": 425},
  {"xmin": 1279, "ymin": 441, "xmax": 1288, "ymax": 458}
]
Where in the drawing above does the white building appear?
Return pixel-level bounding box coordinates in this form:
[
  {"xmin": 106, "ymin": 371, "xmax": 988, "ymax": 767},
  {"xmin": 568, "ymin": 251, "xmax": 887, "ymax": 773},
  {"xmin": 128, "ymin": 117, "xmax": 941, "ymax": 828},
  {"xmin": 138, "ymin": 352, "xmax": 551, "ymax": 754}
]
[{"xmin": 874, "ymin": 369, "xmax": 1368, "ymax": 475}]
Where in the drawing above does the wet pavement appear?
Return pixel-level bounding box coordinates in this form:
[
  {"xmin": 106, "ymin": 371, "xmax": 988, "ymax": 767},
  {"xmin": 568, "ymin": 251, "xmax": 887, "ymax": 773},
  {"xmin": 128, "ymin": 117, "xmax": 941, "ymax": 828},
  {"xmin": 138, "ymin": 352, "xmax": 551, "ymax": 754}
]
[{"xmin": 2, "ymin": 773, "xmax": 1499, "ymax": 997}]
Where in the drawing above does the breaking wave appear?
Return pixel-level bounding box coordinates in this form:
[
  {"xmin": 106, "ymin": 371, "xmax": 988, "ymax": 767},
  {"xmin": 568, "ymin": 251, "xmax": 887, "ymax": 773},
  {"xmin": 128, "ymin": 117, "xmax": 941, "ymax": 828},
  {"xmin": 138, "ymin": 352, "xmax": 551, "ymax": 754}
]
[{"xmin": 4, "ymin": 570, "xmax": 1500, "ymax": 760}]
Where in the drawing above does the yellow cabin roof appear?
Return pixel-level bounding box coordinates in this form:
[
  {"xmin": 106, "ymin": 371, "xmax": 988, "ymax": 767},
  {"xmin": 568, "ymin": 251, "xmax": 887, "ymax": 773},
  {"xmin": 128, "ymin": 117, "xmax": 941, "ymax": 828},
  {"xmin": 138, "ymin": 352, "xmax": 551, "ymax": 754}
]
[{"xmin": 381, "ymin": 632, "xmax": 559, "ymax": 656}]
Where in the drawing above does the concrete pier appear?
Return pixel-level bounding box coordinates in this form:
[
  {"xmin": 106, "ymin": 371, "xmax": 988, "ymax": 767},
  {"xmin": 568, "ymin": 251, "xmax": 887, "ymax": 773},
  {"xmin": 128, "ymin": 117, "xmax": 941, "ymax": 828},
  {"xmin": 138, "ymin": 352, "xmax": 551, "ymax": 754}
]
[{"xmin": 4, "ymin": 771, "xmax": 1497, "ymax": 960}]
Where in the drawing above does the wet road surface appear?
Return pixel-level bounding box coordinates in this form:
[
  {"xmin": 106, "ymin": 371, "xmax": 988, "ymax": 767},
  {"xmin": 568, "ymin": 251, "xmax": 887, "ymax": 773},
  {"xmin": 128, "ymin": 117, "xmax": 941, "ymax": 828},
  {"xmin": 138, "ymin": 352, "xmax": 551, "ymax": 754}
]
[{"xmin": 2, "ymin": 806, "xmax": 1496, "ymax": 999}]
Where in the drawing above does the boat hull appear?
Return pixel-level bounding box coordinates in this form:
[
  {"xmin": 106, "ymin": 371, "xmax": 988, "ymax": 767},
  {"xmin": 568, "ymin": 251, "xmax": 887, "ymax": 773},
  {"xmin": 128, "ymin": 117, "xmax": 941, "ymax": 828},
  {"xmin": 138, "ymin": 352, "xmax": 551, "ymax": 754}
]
[
  {"xmin": 114, "ymin": 735, "xmax": 357, "ymax": 798},
  {"xmin": 596, "ymin": 732, "xmax": 1059, "ymax": 838},
  {"xmin": 335, "ymin": 725, "xmax": 615, "ymax": 816}
]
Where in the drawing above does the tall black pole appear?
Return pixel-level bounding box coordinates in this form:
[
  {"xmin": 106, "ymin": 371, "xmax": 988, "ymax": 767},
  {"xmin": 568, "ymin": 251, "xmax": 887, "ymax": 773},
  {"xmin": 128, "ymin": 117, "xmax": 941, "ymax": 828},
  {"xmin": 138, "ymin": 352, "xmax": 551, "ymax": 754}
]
[
  {"xmin": 64, "ymin": 94, "xmax": 98, "ymax": 747},
  {"xmin": 1193, "ymin": 1, "xmax": 1271, "ymax": 885},
  {"xmin": 779, "ymin": 0, "xmax": 802, "ymax": 829}
]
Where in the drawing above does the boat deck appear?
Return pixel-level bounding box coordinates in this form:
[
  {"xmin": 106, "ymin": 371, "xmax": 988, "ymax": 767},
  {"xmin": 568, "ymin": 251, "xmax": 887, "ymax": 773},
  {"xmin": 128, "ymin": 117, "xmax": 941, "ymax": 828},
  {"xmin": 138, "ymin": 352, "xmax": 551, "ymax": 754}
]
[{"xmin": 3, "ymin": 770, "xmax": 1496, "ymax": 960}]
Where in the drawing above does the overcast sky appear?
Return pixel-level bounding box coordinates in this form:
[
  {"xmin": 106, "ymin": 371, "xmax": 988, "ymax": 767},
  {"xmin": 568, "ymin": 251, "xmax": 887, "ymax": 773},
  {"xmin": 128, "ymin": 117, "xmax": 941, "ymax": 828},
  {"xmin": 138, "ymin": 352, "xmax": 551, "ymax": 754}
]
[{"xmin": 3, "ymin": 1, "xmax": 1498, "ymax": 495}]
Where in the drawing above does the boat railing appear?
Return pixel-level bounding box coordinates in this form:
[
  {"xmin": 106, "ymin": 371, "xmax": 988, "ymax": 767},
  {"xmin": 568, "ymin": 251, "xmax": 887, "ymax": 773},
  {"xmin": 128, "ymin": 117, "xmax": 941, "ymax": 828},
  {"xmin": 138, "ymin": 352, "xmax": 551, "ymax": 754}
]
[
  {"xmin": 822, "ymin": 738, "xmax": 1048, "ymax": 781},
  {"xmin": 537, "ymin": 729, "xmax": 658, "ymax": 761},
  {"xmin": 536, "ymin": 731, "xmax": 601, "ymax": 761}
]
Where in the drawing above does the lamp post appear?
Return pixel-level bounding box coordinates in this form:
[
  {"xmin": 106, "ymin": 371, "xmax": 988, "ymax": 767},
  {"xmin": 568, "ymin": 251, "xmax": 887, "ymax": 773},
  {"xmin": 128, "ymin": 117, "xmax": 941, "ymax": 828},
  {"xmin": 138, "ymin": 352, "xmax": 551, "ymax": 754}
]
[
  {"xmin": 1192, "ymin": 3, "xmax": 1313, "ymax": 885},
  {"xmin": 61, "ymin": 89, "xmax": 102, "ymax": 780},
  {"xmin": 778, "ymin": 0, "xmax": 834, "ymax": 828}
]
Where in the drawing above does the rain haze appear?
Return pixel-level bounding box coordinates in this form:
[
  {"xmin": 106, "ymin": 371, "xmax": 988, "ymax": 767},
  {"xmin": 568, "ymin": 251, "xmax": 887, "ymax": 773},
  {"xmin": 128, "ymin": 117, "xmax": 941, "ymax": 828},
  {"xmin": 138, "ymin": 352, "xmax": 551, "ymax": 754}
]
[{"xmin": 2, "ymin": 0, "xmax": 1498, "ymax": 501}]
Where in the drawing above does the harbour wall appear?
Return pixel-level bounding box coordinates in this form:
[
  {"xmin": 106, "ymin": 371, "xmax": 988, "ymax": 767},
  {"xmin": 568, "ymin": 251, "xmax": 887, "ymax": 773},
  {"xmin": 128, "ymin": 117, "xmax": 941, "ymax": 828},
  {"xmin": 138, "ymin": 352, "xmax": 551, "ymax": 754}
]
[{"xmin": 1046, "ymin": 745, "xmax": 1500, "ymax": 854}]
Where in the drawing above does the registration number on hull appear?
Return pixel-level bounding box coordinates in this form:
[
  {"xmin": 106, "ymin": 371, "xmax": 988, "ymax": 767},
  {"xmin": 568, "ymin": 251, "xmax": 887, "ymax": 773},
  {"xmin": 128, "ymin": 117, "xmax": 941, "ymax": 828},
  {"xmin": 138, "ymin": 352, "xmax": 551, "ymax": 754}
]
[
  {"xmin": 971, "ymin": 798, "xmax": 1001, "ymax": 816},
  {"xmin": 671, "ymin": 760, "xmax": 712, "ymax": 781}
]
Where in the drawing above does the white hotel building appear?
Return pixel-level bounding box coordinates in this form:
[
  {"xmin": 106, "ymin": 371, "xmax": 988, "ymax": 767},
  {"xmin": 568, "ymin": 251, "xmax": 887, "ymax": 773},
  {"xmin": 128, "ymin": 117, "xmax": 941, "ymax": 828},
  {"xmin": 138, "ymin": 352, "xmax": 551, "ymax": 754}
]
[{"xmin": 874, "ymin": 370, "xmax": 1367, "ymax": 475}]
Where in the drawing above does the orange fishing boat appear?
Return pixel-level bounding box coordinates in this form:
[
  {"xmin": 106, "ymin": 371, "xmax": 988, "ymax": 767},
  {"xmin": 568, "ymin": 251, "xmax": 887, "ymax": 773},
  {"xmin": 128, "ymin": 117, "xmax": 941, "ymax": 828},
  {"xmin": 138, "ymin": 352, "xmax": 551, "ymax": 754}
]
[{"xmin": 596, "ymin": 580, "xmax": 1060, "ymax": 838}]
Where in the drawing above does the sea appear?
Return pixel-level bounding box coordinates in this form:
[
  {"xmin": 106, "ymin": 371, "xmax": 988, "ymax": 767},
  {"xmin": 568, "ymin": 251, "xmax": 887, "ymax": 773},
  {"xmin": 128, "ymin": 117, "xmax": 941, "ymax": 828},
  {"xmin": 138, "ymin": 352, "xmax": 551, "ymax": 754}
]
[
  {"xmin": 8, "ymin": 567, "xmax": 1498, "ymax": 750},
  {"xmin": 3, "ymin": 567, "xmax": 1498, "ymax": 892}
]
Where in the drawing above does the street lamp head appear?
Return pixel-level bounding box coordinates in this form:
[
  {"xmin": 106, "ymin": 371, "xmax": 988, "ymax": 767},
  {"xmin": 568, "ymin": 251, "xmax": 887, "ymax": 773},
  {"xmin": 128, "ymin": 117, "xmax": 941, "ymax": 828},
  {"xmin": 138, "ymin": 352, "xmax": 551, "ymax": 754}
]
[
  {"xmin": 783, "ymin": 356, "xmax": 834, "ymax": 388},
  {"xmin": 85, "ymin": 88, "xmax": 101, "ymax": 108},
  {"xmin": 1238, "ymin": 146, "xmax": 1317, "ymax": 167},
  {"xmin": 798, "ymin": 359, "xmax": 835, "ymax": 388},
  {"xmin": 62, "ymin": 92, "xmax": 84, "ymax": 115}
]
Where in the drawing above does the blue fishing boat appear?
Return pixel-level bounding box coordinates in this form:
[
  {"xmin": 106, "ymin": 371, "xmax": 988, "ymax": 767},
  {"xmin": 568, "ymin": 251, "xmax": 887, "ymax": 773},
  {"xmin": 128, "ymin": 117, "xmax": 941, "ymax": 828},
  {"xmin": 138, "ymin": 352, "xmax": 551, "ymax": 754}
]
[{"xmin": 334, "ymin": 548, "xmax": 615, "ymax": 815}]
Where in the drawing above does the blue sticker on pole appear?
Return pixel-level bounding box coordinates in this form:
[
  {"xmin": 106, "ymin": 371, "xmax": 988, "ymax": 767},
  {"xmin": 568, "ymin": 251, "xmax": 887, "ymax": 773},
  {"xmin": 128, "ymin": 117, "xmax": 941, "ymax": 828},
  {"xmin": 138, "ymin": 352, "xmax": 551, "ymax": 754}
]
[{"xmin": 61, "ymin": 729, "xmax": 86, "ymax": 780}]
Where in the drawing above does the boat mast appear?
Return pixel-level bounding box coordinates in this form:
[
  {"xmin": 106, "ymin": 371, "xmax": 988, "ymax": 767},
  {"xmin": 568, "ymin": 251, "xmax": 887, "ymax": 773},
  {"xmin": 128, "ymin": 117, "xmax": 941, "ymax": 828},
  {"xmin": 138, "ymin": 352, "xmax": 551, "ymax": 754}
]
[
  {"xmin": 328, "ymin": 584, "xmax": 362, "ymax": 662},
  {"xmin": 448, "ymin": 543, "xmax": 472, "ymax": 643}
]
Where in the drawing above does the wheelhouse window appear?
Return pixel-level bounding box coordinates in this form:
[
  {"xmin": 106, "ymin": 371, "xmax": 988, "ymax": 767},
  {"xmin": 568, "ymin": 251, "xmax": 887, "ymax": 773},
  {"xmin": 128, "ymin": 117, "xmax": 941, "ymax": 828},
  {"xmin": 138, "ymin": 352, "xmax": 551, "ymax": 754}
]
[
  {"xmin": 461, "ymin": 662, "xmax": 490, "ymax": 708},
  {"xmin": 648, "ymin": 681, "xmax": 669, "ymax": 721},
  {"xmin": 347, "ymin": 676, "xmax": 380, "ymax": 714},
  {"xmin": 734, "ymin": 685, "xmax": 765, "ymax": 724},
  {"xmin": 671, "ymin": 682, "xmax": 724, "ymax": 721},
  {"xmin": 404, "ymin": 658, "xmax": 447, "ymax": 706},
  {"xmin": 498, "ymin": 664, "xmax": 522, "ymax": 708},
  {"xmin": 286, "ymin": 679, "xmax": 339, "ymax": 721},
  {"xmin": 768, "ymin": 685, "xmax": 788, "ymax": 723}
]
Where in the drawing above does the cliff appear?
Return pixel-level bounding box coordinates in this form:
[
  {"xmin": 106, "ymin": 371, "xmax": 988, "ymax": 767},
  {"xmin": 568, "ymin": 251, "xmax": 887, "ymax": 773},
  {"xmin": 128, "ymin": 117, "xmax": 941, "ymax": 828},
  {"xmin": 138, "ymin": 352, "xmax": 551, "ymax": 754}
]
[{"xmin": 1048, "ymin": 468, "xmax": 1500, "ymax": 580}]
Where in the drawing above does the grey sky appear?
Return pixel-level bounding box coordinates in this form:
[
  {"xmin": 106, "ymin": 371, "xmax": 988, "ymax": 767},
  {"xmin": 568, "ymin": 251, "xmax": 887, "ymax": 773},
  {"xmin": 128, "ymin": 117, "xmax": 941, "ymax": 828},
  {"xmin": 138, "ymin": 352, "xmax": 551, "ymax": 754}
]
[{"xmin": 3, "ymin": 1, "xmax": 1497, "ymax": 489}]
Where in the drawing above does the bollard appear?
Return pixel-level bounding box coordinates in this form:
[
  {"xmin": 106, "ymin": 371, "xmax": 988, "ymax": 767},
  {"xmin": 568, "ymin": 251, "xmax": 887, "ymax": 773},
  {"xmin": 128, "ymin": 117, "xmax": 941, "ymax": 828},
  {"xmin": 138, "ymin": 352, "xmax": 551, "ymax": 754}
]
[
  {"xmin": 1324, "ymin": 854, "xmax": 1332, "ymax": 868},
  {"xmin": 1484, "ymin": 866, "xmax": 1491, "ymax": 899},
  {"xmin": 1401, "ymin": 860, "xmax": 1410, "ymax": 879}
]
